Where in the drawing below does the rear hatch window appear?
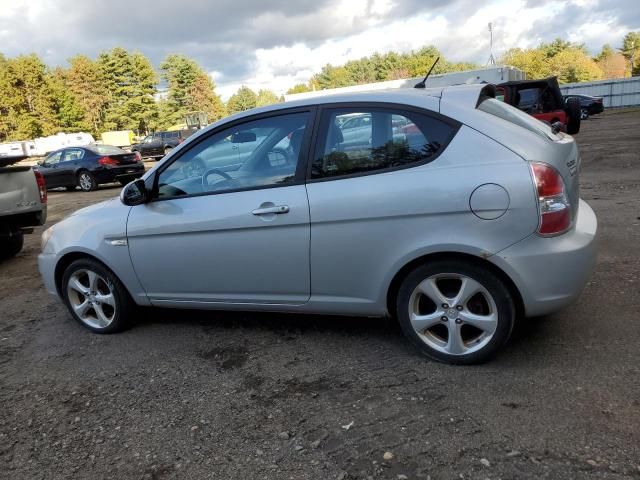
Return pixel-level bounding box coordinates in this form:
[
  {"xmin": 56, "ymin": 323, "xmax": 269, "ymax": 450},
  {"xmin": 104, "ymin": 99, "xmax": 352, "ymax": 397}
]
[{"xmin": 477, "ymin": 97, "xmax": 562, "ymax": 142}]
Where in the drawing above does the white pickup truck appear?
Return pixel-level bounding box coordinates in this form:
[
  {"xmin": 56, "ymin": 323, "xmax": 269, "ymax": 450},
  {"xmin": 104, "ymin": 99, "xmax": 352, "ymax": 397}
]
[{"xmin": 0, "ymin": 155, "xmax": 47, "ymax": 259}]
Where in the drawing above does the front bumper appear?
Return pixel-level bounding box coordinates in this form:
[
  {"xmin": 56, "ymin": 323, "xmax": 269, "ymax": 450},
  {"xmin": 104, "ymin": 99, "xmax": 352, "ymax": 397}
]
[
  {"xmin": 38, "ymin": 252, "xmax": 59, "ymax": 297},
  {"xmin": 490, "ymin": 199, "xmax": 598, "ymax": 317}
]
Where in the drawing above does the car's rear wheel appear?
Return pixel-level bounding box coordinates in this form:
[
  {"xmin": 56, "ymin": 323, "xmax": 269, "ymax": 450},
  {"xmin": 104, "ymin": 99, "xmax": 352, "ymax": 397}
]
[
  {"xmin": 580, "ymin": 108, "xmax": 589, "ymax": 120},
  {"xmin": 62, "ymin": 258, "xmax": 133, "ymax": 333},
  {"xmin": 78, "ymin": 171, "xmax": 97, "ymax": 192},
  {"xmin": 396, "ymin": 259, "xmax": 515, "ymax": 364}
]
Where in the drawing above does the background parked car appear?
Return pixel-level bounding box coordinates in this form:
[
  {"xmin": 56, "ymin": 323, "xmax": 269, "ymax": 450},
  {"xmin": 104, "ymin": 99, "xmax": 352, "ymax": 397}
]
[
  {"xmin": 497, "ymin": 77, "xmax": 581, "ymax": 134},
  {"xmin": 563, "ymin": 94, "xmax": 604, "ymax": 119},
  {"xmin": 36, "ymin": 145, "xmax": 144, "ymax": 192},
  {"xmin": 131, "ymin": 130, "xmax": 196, "ymax": 159}
]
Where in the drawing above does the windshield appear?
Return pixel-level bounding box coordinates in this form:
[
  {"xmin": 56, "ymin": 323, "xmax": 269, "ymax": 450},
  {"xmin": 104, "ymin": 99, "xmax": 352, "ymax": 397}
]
[
  {"xmin": 89, "ymin": 145, "xmax": 127, "ymax": 155},
  {"xmin": 477, "ymin": 97, "xmax": 562, "ymax": 141}
]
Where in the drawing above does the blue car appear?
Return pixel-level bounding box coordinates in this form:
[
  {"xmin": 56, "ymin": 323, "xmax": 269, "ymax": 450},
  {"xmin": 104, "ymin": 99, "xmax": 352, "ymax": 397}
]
[{"xmin": 37, "ymin": 145, "xmax": 145, "ymax": 192}]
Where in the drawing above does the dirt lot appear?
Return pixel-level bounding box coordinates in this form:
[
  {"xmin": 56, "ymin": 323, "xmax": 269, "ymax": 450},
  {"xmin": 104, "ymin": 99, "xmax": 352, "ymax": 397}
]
[{"xmin": 1, "ymin": 111, "xmax": 639, "ymax": 480}]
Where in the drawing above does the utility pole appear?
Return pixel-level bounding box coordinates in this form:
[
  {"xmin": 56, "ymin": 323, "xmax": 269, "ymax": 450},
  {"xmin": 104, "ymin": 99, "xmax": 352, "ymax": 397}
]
[{"xmin": 486, "ymin": 22, "xmax": 496, "ymax": 66}]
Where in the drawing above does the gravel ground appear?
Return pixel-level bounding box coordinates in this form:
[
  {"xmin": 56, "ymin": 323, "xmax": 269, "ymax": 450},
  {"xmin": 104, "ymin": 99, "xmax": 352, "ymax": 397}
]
[{"xmin": 1, "ymin": 111, "xmax": 639, "ymax": 480}]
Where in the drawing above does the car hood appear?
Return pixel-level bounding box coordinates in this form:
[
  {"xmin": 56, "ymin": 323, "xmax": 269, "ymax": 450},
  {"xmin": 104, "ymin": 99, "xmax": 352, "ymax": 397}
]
[
  {"xmin": 44, "ymin": 196, "xmax": 131, "ymax": 256},
  {"xmin": 67, "ymin": 196, "xmax": 126, "ymax": 219}
]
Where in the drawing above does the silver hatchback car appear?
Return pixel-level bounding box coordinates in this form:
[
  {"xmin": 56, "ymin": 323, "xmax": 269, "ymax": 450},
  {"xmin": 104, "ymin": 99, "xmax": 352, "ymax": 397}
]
[{"xmin": 39, "ymin": 84, "xmax": 597, "ymax": 364}]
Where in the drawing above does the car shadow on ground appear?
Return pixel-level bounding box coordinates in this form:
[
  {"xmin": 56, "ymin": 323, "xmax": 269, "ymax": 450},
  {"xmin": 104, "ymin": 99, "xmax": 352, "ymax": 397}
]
[
  {"xmin": 131, "ymin": 305, "xmax": 555, "ymax": 363},
  {"xmin": 134, "ymin": 306, "xmax": 398, "ymax": 338}
]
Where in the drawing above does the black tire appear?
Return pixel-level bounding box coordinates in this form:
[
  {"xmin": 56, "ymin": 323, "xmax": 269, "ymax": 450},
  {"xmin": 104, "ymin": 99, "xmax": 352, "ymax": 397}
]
[
  {"xmin": 77, "ymin": 171, "xmax": 98, "ymax": 192},
  {"xmin": 61, "ymin": 258, "xmax": 134, "ymax": 333},
  {"xmin": 65, "ymin": 185, "xmax": 76, "ymax": 192},
  {"xmin": 565, "ymin": 97, "xmax": 581, "ymax": 134},
  {"xmin": 395, "ymin": 259, "xmax": 515, "ymax": 365},
  {"xmin": 0, "ymin": 231, "xmax": 24, "ymax": 259}
]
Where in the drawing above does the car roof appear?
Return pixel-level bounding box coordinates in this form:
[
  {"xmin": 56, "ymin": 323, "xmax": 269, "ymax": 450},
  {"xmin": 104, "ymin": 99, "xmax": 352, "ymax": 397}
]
[{"xmin": 209, "ymin": 86, "xmax": 445, "ymax": 129}]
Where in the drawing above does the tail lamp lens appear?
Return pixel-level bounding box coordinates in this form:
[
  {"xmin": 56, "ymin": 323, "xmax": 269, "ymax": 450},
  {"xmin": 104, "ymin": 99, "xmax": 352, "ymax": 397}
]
[
  {"xmin": 530, "ymin": 162, "xmax": 571, "ymax": 235},
  {"xmin": 34, "ymin": 169, "xmax": 47, "ymax": 204},
  {"xmin": 98, "ymin": 156, "xmax": 118, "ymax": 166}
]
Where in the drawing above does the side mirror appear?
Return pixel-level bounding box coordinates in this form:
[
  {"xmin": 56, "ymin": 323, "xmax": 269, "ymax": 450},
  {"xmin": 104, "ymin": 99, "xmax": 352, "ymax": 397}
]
[
  {"xmin": 120, "ymin": 178, "xmax": 149, "ymax": 206},
  {"xmin": 231, "ymin": 131, "xmax": 257, "ymax": 143}
]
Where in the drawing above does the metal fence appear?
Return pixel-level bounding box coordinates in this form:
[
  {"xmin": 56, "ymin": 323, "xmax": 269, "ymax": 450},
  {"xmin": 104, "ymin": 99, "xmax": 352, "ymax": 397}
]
[{"xmin": 559, "ymin": 77, "xmax": 640, "ymax": 108}]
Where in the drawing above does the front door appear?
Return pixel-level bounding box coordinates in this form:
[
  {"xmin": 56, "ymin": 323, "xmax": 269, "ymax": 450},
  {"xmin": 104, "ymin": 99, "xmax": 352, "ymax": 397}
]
[
  {"xmin": 127, "ymin": 109, "xmax": 314, "ymax": 305},
  {"xmin": 38, "ymin": 150, "xmax": 64, "ymax": 188}
]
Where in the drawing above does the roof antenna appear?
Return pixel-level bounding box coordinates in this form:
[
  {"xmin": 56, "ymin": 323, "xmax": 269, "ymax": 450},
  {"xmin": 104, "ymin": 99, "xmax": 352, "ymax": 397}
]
[{"xmin": 414, "ymin": 57, "xmax": 440, "ymax": 89}]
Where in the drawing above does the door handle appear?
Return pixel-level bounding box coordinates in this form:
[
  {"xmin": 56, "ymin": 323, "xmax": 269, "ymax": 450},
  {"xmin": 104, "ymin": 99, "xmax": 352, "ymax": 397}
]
[{"xmin": 252, "ymin": 205, "xmax": 289, "ymax": 215}]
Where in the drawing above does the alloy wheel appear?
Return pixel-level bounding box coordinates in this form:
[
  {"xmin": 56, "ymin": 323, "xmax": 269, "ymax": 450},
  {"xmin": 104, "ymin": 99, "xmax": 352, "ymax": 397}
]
[
  {"xmin": 66, "ymin": 269, "xmax": 117, "ymax": 329},
  {"xmin": 408, "ymin": 273, "xmax": 498, "ymax": 356},
  {"xmin": 79, "ymin": 173, "xmax": 94, "ymax": 191}
]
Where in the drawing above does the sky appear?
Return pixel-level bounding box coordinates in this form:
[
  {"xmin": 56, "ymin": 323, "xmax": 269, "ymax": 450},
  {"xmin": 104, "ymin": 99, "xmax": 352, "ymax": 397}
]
[{"xmin": 0, "ymin": 0, "xmax": 638, "ymax": 99}]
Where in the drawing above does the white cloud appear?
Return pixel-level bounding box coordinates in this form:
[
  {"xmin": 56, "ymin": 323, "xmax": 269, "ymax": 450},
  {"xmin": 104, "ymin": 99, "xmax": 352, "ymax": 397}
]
[{"xmin": 0, "ymin": 0, "xmax": 637, "ymax": 100}]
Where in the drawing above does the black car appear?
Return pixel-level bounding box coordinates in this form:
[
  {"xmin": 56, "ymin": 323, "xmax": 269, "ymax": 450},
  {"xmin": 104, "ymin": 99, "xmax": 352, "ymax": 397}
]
[
  {"xmin": 131, "ymin": 130, "xmax": 195, "ymax": 159},
  {"xmin": 563, "ymin": 94, "xmax": 604, "ymax": 119},
  {"xmin": 36, "ymin": 145, "xmax": 145, "ymax": 192}
]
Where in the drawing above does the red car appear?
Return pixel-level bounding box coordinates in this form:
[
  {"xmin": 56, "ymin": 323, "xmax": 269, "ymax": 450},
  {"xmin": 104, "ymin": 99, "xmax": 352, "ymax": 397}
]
[{"xmin": 496, "ymin": 77, "xmax": 581, "ymax": 134}]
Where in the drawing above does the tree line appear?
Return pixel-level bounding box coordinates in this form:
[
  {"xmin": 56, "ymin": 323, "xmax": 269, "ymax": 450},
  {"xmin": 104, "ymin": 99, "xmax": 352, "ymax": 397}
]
[
  {"xmin": 1, "ymin": 32, "xmax": 638, "ymax": 142},
  {"xmin": 0, "ymin": 48, "xmax": 283, "ymax": 142}
]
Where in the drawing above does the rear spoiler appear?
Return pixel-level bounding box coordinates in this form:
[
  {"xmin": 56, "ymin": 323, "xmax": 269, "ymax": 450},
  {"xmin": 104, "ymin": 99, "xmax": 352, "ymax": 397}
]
[{"xmin": 476, "ymin": 84, "xmax": 496, "ymax": 107}]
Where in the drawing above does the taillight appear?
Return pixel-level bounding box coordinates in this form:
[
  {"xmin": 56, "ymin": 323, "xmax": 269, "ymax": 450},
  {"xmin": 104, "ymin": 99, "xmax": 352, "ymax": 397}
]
[
  {"xmin": 134, "ymin": 151, "xmax": 142, "ymax": 162},
  {"xmin": 34, "ymin": 169, "xmax": 47, "ymax": 204},
  {"xmin": 98, "ymin": 156, "xmax": 118, "ymax": 166},
  {"xmin": 530, "ymin": 162, "xmax": 571, "ymax": 235}
]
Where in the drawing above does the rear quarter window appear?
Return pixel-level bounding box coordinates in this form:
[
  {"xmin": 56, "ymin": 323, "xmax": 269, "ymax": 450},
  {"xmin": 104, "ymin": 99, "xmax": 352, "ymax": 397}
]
[{"xmin": 311, "ymin": 106, "xmax": 457, "ymax": 179}]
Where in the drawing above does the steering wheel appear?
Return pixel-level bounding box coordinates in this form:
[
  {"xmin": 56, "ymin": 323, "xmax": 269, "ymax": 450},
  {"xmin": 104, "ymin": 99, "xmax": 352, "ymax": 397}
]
[{"xmin": 202, "ymin": 168, "xmax": 236, "ymax": 188}]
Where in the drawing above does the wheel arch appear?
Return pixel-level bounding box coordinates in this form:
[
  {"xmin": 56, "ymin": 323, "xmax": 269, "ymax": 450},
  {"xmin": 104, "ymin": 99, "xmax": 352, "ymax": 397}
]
[
  {"xmin": 54, "ymin": 251, "xmax": 132, "ymax": 300},
  {"xmin": 385, "ymin": 251, "xmax": 524, "ymax": 319}
]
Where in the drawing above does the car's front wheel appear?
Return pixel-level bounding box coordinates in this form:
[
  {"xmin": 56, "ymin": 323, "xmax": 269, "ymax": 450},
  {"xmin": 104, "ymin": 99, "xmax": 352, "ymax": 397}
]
[
  {"xmin": 62, "ymin": 258, "xmax": 133, "ymax": 333},
  {"xmin": 580, "ymin": 108, "xmax": 589, "ymax": 120},
  {"xmin": 396, "ymin": 259, "xmax": 515, "ymax": 364}
]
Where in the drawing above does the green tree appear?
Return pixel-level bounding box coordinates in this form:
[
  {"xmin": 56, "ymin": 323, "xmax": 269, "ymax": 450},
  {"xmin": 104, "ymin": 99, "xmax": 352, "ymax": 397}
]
[
  {"xmin": 286, "ymin": 83, "xmax": 312, "ymax": 95},
  {"xmin": 255, "ymin": 89, "xmax": 280, "ymax": 107},
  {"xmin": 64, "ymin": 55, "xmax": 110, "ymax": 135},
  {"xmin": 49, "ymin": 67, "xmax": 87, "ymax": 132},
  {"xmin": 501, "ymin": 48, "xmax": 551, "ymax": 79},
  {"xmin": 549, "ymin": 49, "xmax": 603, "ymax": 83},
  {"xmin": 540, "ymin": 38, "xmax": 588, "ymax": 58},
  {"xmin": 620, "ymin": 32, "xmax": 640, "ymax": 76},
  {"xmin": 226, "ymin": 86, "xmax": 257, "ymax": 114},
  {"xmin": 0, "ymin": 53, "xmax": 59, "ymax": 140},
  {"xmin": 159, "ymin": 54, "xmax": 226, "ymax": 128},
  {"xmin": 97, "ymin": 47, "xmax": 158, "ymax": 133}
]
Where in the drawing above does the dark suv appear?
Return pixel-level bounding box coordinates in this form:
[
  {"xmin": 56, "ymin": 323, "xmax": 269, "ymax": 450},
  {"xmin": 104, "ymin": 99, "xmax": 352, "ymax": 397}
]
[{"xmin": 131, "ymin": 130, "xmax": 196, "ymax": 159}]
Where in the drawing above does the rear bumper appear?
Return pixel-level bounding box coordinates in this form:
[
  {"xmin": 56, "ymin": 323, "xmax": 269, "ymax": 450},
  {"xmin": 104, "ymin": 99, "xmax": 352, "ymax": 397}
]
[
  {"xmin": 490, "ymin": 199, "xmax": 597, "ymax": 317},
  {"xmin": 589, "ymin": 104, "xmax": 604, "ymax": 114},
  {"xmin": 94, "ymin": 165, "xmax": 145, "ymax": 184}
]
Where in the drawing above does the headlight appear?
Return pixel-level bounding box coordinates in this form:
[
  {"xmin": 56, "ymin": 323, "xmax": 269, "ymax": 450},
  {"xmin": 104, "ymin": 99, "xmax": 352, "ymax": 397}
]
[{"xmin": 41, "ymin": 226, "xmax": 54, "ymax": 251}]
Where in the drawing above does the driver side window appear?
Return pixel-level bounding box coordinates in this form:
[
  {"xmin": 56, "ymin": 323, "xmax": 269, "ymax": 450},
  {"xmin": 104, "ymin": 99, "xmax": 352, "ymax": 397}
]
[
  {"xmin": 156, "ymin": 111, "xmax": 310, "ymax": 199},
  {"xmin": 45, "ymin": 151, "xmax": 63, "ymax": 165}
]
